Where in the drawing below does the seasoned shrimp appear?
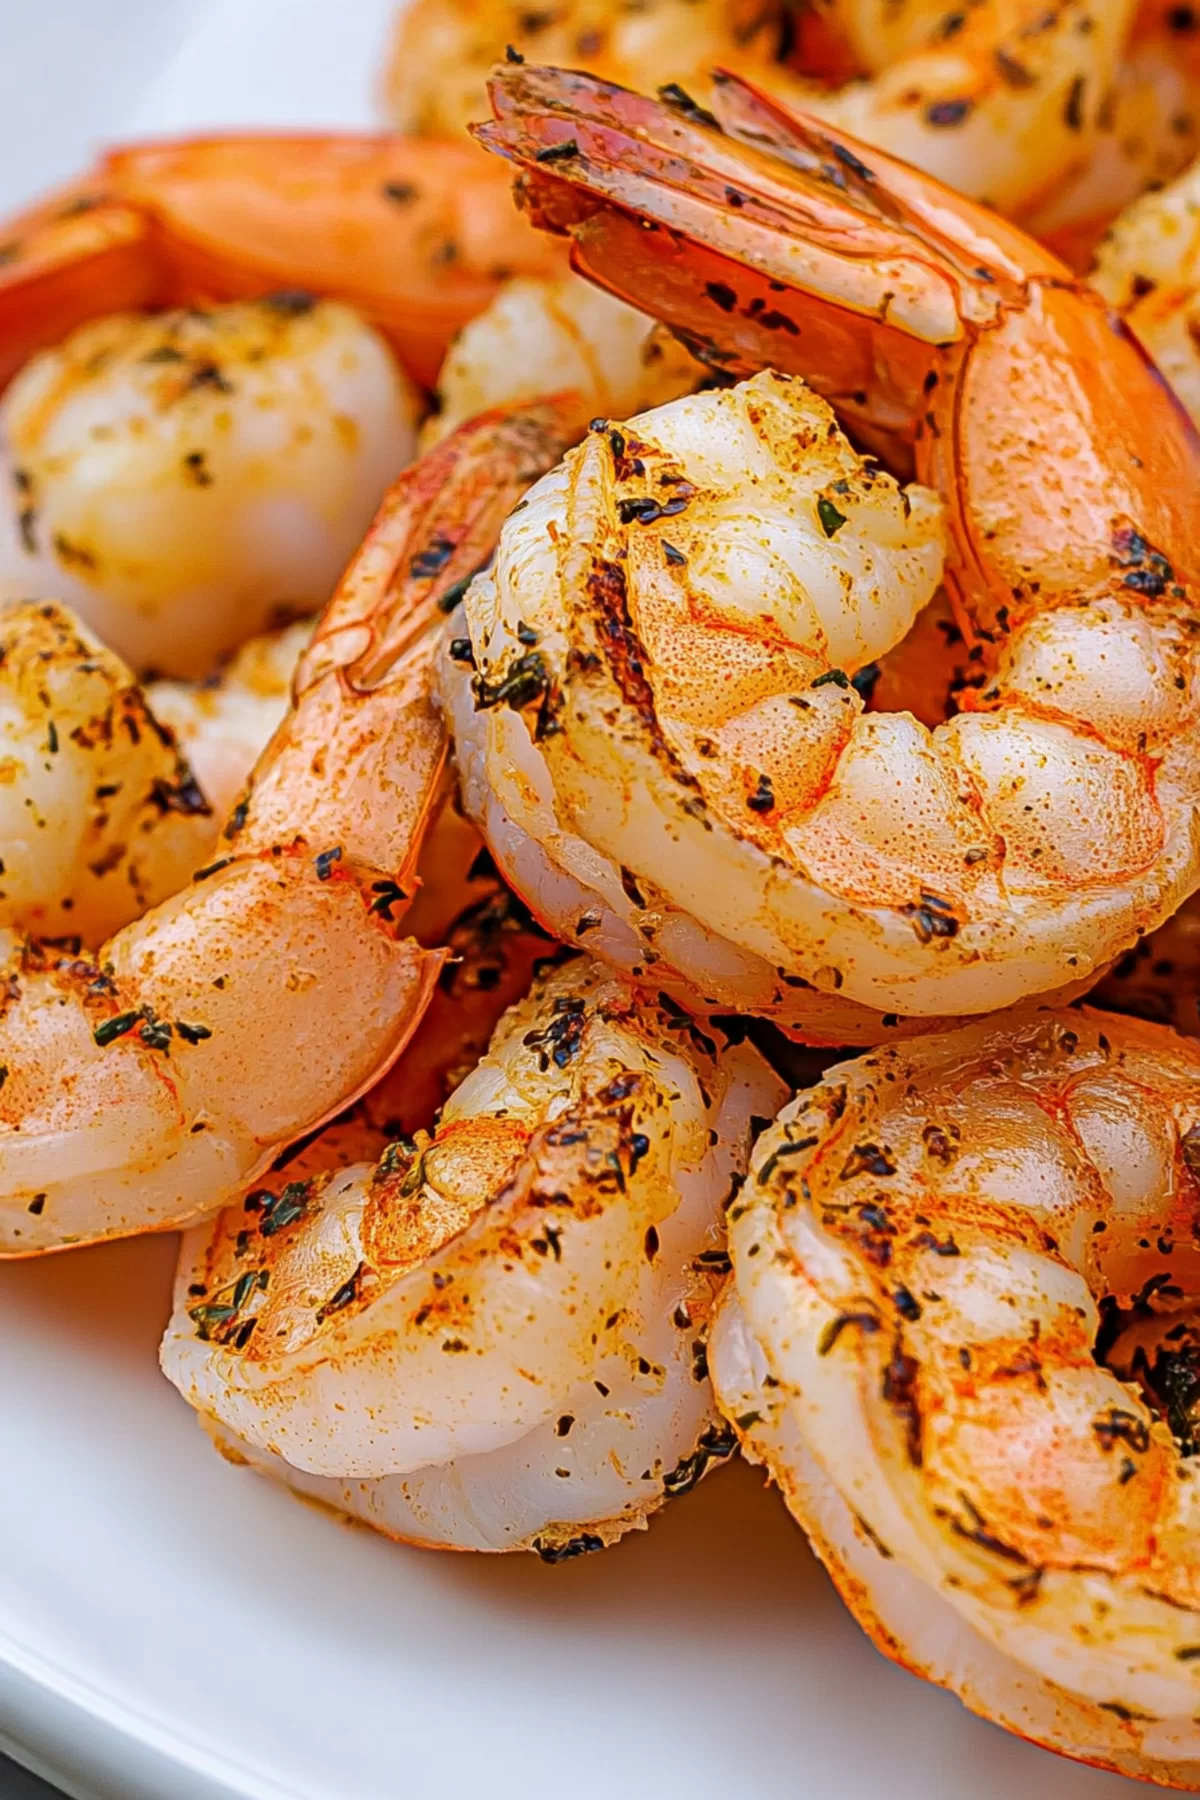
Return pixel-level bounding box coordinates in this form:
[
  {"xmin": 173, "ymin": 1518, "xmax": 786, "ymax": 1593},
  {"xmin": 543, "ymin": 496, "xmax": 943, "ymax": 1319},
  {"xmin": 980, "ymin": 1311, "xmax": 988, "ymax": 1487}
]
[
  {"xmin": 148, "ymin": 618, "xmax": 311, "ymax": 822},
  {"xmin": 0, "ymin": 133, "xmax": 563, "ymax": 394},
  {"xmin": 0, "ymin": 601, "xmax": 214, "ymax": 942},
  {"xmin": 162, "ymin": 956, "xmax": 784, "ymax": 1555},
  {"xmin": 466, "ymin": 67, "xmax": 1200, "ymax": 1036},
  {"xmin": 0, "ymin": 401, "xmax": 574, "ymax": 1253},
  {"xmin": 0, "ymin": 298, "xmax": 418, "ymax": 676},
  {"xmin": 712, "ymin": 1009, "xmax": 1200, "ymax": 1785},
  {"xmin": 381, "ymin": 0, "xmax": 787, "ymax": 140},
  {"xmin": 424, "ymin": 271, "xmax": 700, "ymax": 446},
  {"xmin": 787, "ymin": 0, "xmax": 1137, "ymax": 218},
  {"xmin": 1092, "ymin": 152, "xmax": 1200, "ymax": 429}
]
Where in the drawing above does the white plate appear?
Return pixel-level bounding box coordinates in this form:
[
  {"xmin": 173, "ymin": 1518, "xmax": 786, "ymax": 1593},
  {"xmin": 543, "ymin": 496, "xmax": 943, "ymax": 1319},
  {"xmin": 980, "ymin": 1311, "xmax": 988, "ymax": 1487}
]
[{"xmin": 0, "ymin": 6, "xmax": 1159, "ymax": 1796}]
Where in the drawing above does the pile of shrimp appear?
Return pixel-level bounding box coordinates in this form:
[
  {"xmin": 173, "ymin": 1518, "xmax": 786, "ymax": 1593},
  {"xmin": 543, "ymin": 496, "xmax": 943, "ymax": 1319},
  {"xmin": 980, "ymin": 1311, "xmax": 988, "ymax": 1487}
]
[{"xmin": 7, "ymin": 7, "xmax": 1200, "ymax": 1784}]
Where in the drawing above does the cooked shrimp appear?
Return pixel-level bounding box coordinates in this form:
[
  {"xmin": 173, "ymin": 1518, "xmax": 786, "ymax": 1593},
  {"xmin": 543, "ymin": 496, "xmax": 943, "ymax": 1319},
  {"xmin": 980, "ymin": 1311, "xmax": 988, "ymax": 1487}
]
[
  {"xmin": 712, "ymin": 1008, "xmax": 1200, "ymax": 1785},
  {"xmin": 0, "ymin": 299, "xmax": 418, "ymax": 676},
  {"xmin": 162, "ymin": 956, "xmax": 785, "ymax": 1554},
  {"xmin": 148, "ymin": 619, "xmax": 311, "ymax": 822},
  {"xmin": 381, "ymin": 0, "xmax": 787, "ymax": 140},
  {"xmin": 468, "ymin": 67, "xmax": 1200, "ymax": 1036},
  {"xmin": 0, "ymin": 601, "xmax": 214, "ymax": 942},
  {"xmin": 1026, "ymin": 0, "xmax": 1200, "ymax": 267},
  {"xmin": 424, "ymin": 271, "xmax": 700, "ymax": 446},
  {"xmin": 786, "ymin": 0, "xmax": 1137, "ymax": 218},
  {"xmin": 0, "ymin": 401, "xmax": 574, "ymax": 1254},
  {"xmin": 0, "ymin": 134, "xmax": 563, "ymax": 394},
  {"xmin": 1092, "ymin": 152, "xmax": 1200, "ymax": 429}
]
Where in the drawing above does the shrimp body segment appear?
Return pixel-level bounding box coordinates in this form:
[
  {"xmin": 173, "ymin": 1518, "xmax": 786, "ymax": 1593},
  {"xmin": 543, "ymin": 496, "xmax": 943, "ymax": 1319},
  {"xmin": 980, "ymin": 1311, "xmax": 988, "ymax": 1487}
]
[
  {"xmin": 163, "ymin": 956, "xmax": 785, "ymax": 1554},
  {"xmin": 470, "ymin": 68, "xmax": 1200, "ymax": 1023},
  {"xmin": 425, "ymin": 271, "xmax": 701, "ymax": 446},
  {"xmin": 0, "ymin": 134, "xmax": 564, "ymax": 395},
  {"xmin": 711, "ymin": 1009, "xmax": 1200, "ymax": 1786},
  {"xmin": 0, "ymin": 402, "xmax": 574, "ymax": 1254},
  {"xmin": 0, "ymin": 299, "xmax": 418, "ymax": 676},
  {"xmin": 0, "ymin": 601, "xmax": 215, "ymax": 942}
]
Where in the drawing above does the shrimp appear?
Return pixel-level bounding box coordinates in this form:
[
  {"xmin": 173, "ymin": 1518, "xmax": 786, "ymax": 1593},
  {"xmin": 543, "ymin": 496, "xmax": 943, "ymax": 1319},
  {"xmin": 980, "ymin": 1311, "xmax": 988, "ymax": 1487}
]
[
  {"xmin": 0, "ymin": 133, "xmax": 563, "ymax": 395},
  {"xmin": 0, "ymin": 298, "xmax": 418, "ymax": 676},
  {"xmin": 1092, "ymin": 152, "xmax": 1200, "ymax": 430},
  {"xmin": 147, "ymin": 618, "xmax": 312, "ymax": 822},
  {"xmin": 463, "ymin": 66, "xmax": 1200, "ymax": 1038},
  {"xmin": 785, "ymin": 0, "xmax": 1137, "ymax": 219},
  {"xmin": 424, "ymin": 270, "xmax": 701, "ymax": 446},
  {"xmin": 162, "ymin": 955, "xmax": 785, "ymax": 1555},
  {"xmin": 711, "ymin": 1008, "xmax": 1200, "ymax": 1785},
  {"xmin": 0, "ymin": 601, "xmax": 214, "ymax": 942},
  {"xmin": 1024, "ymin": 0, "xmax": 1200, "ymax": 269},
  {"xmin": 0, "ymin": 399, "xmax": 575, "ymax": 1254},
  {"xmin": 381, "ymin": 0, "xmax": 788, "ymax": 141}
]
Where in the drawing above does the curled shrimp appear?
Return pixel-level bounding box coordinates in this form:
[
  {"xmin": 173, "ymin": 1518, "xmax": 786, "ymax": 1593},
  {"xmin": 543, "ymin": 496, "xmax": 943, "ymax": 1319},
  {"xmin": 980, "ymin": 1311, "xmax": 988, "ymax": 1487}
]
[
  {"xmin": 425, "ymin": 270, "xmax": 700, "ymax": 446},
  {"xmin": 162, "ymin": 954, "xmax": 784, "ymax": 1555},
  {"xmin": 0, "ymin": 133, "xmax": 563, "ymax": 396},
  {"xmin": 381, "ymin": 0, "xmax": 788, "ymax": 141},
  {"xmin": 0, "ymin": 400, "xmax": 574, "ymax": 1254},
  {"xmin": 1092, "ymin": 152, "xmax": 1200, "ymax": 430},
  {"xmin": 711, "ymin": 1008, "xmax": 1200, "ymax": 1785},
  {"xmin": 0, "ymin": 601, "xmax": 215, "ymax": 942},
  {"xmin": 466, "ymin": 66, "xmax": 1200, "ymax": 1034},
  {"xmin": 0, "ymin": 297, "xmax": 419, "ymax": 676}
]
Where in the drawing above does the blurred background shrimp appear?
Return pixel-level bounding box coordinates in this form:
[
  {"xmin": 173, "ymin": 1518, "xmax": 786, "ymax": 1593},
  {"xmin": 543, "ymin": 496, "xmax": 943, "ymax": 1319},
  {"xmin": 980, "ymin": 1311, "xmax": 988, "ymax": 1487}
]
[
  {"xmin": 163, "ymin": 955, "xmax": 784, "ymax": 1557},
  {"xmin": 0, "ymin": 298, "xmax": 418, "ymax": 676},
  {"xmin": 714, "ymin": 1009, "xmax": 1200, "ymax": 1785}
]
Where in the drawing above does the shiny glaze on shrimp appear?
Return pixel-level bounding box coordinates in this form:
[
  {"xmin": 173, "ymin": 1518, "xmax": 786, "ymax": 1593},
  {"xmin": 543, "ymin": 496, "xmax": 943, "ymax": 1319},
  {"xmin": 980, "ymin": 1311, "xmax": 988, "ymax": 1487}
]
[
  {"xmin": 163, "ymin": 955, "xmax": 784, "ymax": 1554},
  {"xmin": 0, "ymin": 401, "xmax": 574, "ymax": 1253},
  {"xmin": 0, "ymin": 298, "xmax": 417, "ymax": 676},
  {"xmin": 470, "ymin": 66, "xmax": 1200, "ymax": 1030},
  {"xmin": 712, "ymin": 1009, "xmax": 1200, "ymax": 1785},
  {"xmin": 0, "ymin": 132, "xmax": 563, "ymax": 396}
]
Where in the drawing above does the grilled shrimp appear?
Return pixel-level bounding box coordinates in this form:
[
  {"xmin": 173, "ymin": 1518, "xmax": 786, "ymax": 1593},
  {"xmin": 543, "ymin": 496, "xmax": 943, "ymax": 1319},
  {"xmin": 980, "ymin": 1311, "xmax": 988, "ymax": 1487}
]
[
  {"xmin": 0, "ymin": 298, "xmax": 417, "ymax": 676},
  {"xmin": 163, "ymin": 955, "xmax": 784, "ymax": 1555},
  {"xmin": 1092, "ymin": 152, "xmax": 1200, "ymax": 429},
  {"xmin": 1027, "ymin": 0, "xmax": 1200, "ymax": 267},
  {"xmin": 467, "ymin": 67, "xmax": 1200, "ymax": 1036},
  {"xmin": 0, "ymin": 402, "xmax": 574, "ymax": 1254},
  {"xmin": 712, "ymin": 1009, "xmax": 1200, "ymax": 1786},
  {"xmin": 789, "ymin": 0, "xmax": 1136, "ymax": 218},
  {"xmin": 425, "ymin": 271, "xmax": 700, "ymax": 446},
  {"xmin": 148, "ymin": 618, "xmax": 311, "ymax": 822},
  {"xmin": 381, "ymin": 0, "xmax": 787, "ymax": 140},
  {"xmin": 0, "ymin": 601, "xmax": 214, "ymax": 942},
  {"xmin": 0, "ymin": 133, "xmax": 562, "ymax": 395}
]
